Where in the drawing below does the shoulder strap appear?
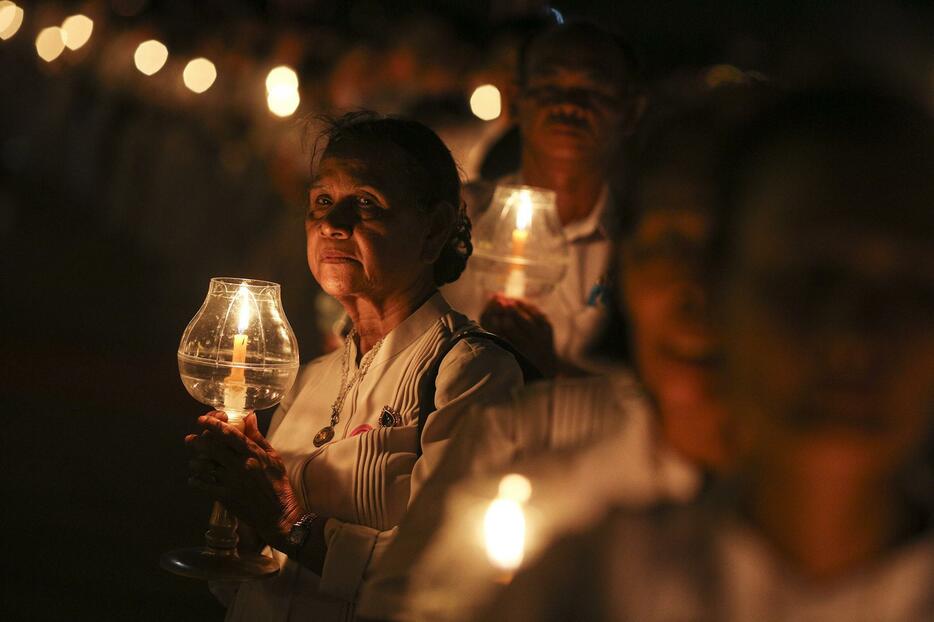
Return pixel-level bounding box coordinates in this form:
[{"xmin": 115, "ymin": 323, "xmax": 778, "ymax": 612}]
[{"xmin": 415, "ymin": 326, "xmax": 542, "ymax": 457}]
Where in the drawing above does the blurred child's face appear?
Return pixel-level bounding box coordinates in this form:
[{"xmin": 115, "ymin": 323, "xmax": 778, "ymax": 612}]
[
  {"xmin": 721, "ymin": 139, "xmax": 934, "ymax": 480},
  {"xmin": 621, "ymin": 175, "xmax": 727, "ymax": 467}
]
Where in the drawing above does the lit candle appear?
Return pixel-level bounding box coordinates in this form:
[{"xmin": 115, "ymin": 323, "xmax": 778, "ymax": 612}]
[
  {"xmin": 504, "ymin": 191, "xmax": 533, "ymax": 298},
  {"xmin": 224, "ymin": 283, "xmax": 251, "ymax": 422},
  {"xmin": 227, "ymin": 284, "xmax": 251, "ymax": 383},
  {"xmin": 229, "ymin": 334, "xmax": 248, "ymax": 381},
  {"xmin": 484, "ymin": 474, "xmax": 531, "ymax": 581}
]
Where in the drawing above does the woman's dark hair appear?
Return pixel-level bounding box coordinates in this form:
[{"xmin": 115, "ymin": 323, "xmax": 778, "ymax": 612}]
[{"xmin": 311, "ymin": 112, "xmax": 472, "ymax": 286}]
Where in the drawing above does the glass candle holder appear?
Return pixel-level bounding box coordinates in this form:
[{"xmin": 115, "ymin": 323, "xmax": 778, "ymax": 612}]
[
  {"xmin": 162, "ymin": 278, "xmax": 300, "ymax": 582},
  {"xmin": 471, "ymin": 184, "xmax": 569, "ymax": 299}
]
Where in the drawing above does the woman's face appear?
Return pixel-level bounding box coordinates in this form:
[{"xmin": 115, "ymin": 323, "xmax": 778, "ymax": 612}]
[
  {"xmin": 621, "ymin": 175, "xmax": 726, "ymax": 466},
  {"xmin": 306, "ymin": 140, "xmax": 440, "ymax": 305},
  {"xmin": 721, "ymin": 144, "xmax": 934, "ymax": 480}
]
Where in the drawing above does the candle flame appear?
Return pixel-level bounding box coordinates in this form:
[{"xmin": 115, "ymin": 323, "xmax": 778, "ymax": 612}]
[
  {"xmin": 498, "ymin": 473, "xmax": 532, "ymax": 502},
  {"xmin": 484, "ymin": 474, "xmax": 531, "ymax": 571},
  {"xmin": 236, "ymin": 282, "xmax": 251, "ymax": 333},
  {"xmin": 515, "ymin": 190, "xmax": 533, "ymax": 231}
]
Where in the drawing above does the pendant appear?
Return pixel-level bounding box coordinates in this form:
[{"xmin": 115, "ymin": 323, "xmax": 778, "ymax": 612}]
[
  {"xmin": 313, "ymin": 426, "xmax": 335, "ymax": 447},
  {"xmin": 378, "ymin": 405, "xmax": 403, "ymax": 428}
]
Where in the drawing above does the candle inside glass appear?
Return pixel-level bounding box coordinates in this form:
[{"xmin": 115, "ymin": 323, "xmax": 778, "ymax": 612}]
[
  {"xmin": 223, "ymin": 283, "xmax": 252, "ymax": 420},
  {"xmin": 504, "ymin": 191, "xmax": 534, "ymax": 298}
]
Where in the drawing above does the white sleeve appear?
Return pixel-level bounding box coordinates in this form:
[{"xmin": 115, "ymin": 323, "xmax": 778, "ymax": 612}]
[{"xmin": 317, "ymin": 338, "xmax": 524, "ymax": 603}]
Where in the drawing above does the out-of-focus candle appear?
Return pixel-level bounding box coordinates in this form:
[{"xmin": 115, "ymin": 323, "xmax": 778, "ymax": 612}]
[
  {"xmin": 134, "ymin": 39, "xmax": 168, "ymax": 75},
  {"xmin": 183, "ymin": 57, "xmax": 216, "ymax": 94},
  {"xmin": 0, "ymin": 2, "xmax": 22, "ymax": 39},
  {"xmin": 470, "ymin": 84, "xmax": 502, "ymax": 121},
  {"xmin": 484, "ymin": 474, "xmax": 531, "ymax": 579}
]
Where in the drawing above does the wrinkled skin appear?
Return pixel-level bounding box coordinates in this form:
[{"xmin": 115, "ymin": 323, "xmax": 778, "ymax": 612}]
[{"xmin": 186, "ymin": 411, "xmax": 302, "ymax": 550}]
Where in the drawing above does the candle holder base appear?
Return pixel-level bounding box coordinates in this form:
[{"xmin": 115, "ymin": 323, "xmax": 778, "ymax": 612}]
[{"xmin": 160, "ymin": 547, "xmax": 279, "ymax": 582}]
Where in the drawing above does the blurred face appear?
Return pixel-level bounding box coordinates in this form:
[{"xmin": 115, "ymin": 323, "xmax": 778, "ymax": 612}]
[
  {"xmin": 722, "ymin": 145, "xmax": 934, "ymax": 480},
  {"xmin": 517, "ymin": 31, "xmax": 634, "ymax": 163},
  {"xmin": 621, "ymin": 175, "xmax": 726, "ymax": 467},
  {"xmin": 306, "ymin": 139, "xmax": 437, "ymax": 305}
]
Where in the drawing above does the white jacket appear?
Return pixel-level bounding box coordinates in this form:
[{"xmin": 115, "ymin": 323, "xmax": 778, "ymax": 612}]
[{"xmin": 222, "ymin": 293, "xmax": 523, "ymax": 622}]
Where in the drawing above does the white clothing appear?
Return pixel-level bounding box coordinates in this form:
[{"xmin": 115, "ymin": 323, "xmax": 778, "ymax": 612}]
[
  {"xmin": 442, "ymin": 174, "xmax": 613, "ymax": 371},
  {"xmin": 222, "ymin": 293, "xmax": 523, "ymax": 622},
  {"xmin": 358, "ymin": 372, "xmax": 701, "ymax": 621},
  {"xmin": 486, "ymin": 500, "xmax": 934, "ymax": 622}
]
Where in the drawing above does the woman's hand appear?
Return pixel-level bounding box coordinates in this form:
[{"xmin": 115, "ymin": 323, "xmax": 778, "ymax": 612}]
[
  {"xmin": 480, "ymin": 294, "xmax": 558, "ymax": 377},
  {"xmin": 185, "ymin": 412, "xmax": 304, "ymax": 551}
]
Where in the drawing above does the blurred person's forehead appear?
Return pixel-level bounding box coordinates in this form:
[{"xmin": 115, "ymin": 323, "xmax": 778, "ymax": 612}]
[
  {"xmin": 734, "ymin": 135, "xmax": 934, "ymax": 275},
  {"xmin": 740, "ymin": 136, "xmax": 933, "ymax": 241},
  {"xmin": 525, "ymin": 30, "xmax": 630, "ymax": 86}
]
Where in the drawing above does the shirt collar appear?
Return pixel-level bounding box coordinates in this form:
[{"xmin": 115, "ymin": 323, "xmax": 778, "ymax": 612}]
[
  {"xmin": 347, "ymin": 291, "xmax": 450, "ymax": 370},
  {"xmin": 562, "ymin": 185, "xmax": 611, "ymax": 242}
]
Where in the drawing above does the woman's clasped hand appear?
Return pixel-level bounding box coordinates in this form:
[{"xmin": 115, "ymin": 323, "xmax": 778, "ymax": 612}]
[{"xmin": 185, "ymin": 411, "xmax": 303, "ymax": 552}]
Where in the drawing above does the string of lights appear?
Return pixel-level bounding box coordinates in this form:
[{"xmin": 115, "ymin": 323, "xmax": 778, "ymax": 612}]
[{"xmin": 1, "ymin": 1, "xmax": 505, "ymax": 123}]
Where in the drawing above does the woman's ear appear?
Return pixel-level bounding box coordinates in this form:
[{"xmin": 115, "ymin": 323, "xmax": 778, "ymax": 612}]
[{"xmin": 421, "ymin": 201, "xmax": 457, "ymax": 264}]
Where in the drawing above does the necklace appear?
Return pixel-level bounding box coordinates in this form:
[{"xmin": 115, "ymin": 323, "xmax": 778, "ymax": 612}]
[{"xmin": 313, "ymin": 329, "xmax": 384, "ymax": 447}]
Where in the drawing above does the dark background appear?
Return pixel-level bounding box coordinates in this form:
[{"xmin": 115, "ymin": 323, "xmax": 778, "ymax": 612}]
[{"xmin": 1, "ymin": 1, "xmax": 931, "ymax": 620}]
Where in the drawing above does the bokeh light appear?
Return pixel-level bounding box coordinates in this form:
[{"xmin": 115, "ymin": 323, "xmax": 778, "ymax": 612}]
[
  {"xmin": 0, "ymin": 3, "xmax": 23, "ymax": 41},
  {"xmin": 0, "ymin": 2, "xmax": 16, "ymax": 32},
  {"xmin": 35, "ymin": 27, "xmax": 66, "ymax": 62},
  {"xmin": 265, "ymin": 65, "xmax": 299, "ymax": 92},
  {"xmin": 483, "ymin": 473, "xmax": 531, "ymax": 572},
  {"xmin": 265, "ymin": 65, "xmax": 300, "ymax": 117},
  {"xmin": 267, "ymin": 86, "xmax": 300, "ymax": 117},
  {"xmin": 470, "ymin": 84, "xmax": 502, "ymax": 121},
  {"xmin": 61, "ymin": 15, "xmax": 94, "ymax": 51},
  {"xmin": 183, "ymin": 57, "xmax": 216, "ymax": 93},
  {"xmin": 498, "ymin": 473, "xmax": 532, "ymax": 502},
  {"xmin": 134, "ymin": 39, "xmax": 168, "ymax": 75}
]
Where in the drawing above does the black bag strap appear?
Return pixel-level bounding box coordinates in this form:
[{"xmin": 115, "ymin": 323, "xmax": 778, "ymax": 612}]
[{"xmin": 415, "ymin": 326, "xmax": 542, "ymax": 457}]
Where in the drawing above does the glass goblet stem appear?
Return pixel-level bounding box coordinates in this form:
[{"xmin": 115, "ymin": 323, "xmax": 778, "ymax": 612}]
[{"xmin": 202, "ymin": 409, "xmax": 250, "ymax": 556}]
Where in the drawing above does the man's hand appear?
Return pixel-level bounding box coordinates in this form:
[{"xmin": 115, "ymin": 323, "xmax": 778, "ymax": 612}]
[{"xmin": 480, "ymin": 294, "xmax": 559, "ymax": 378}]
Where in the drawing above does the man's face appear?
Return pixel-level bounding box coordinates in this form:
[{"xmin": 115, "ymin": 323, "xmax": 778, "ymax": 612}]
[{"xmin": 516, "ymin": 32, "xmax": 634, "ymax": 163}]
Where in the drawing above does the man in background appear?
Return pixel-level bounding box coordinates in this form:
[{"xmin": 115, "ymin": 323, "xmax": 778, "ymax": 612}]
[{"xmin": 444, "ymin": 20, "xmax": 646, "ymax": 376}]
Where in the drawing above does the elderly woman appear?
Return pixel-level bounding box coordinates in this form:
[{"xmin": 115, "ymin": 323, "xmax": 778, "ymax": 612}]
[
  {"xmin": 185, "ymin": 114, "xmax": 523, "ymax": 620},
  {"xmin": 483, "ymin": 84, "xmax": 934, "ymax": 621}
]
